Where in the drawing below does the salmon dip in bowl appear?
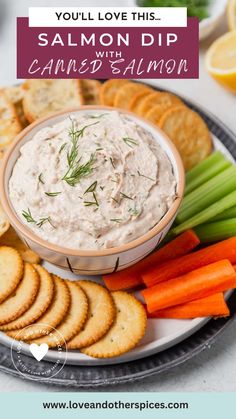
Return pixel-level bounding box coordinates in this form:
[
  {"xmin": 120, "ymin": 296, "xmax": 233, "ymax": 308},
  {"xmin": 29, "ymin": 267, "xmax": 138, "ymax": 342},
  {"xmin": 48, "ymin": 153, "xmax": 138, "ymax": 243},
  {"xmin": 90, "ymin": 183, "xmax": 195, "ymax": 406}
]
[{"xmin": 8, "ymin": 110, "xmax": 177, "ymax": 251}]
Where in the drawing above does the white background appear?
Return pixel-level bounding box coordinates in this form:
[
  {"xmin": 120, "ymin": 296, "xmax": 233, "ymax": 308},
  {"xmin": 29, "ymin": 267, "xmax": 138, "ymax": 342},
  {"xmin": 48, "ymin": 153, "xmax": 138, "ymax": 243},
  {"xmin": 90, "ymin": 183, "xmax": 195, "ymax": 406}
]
[{"xmin": 0, "ymin": 0, "xmax": 236, "ymax": 392}]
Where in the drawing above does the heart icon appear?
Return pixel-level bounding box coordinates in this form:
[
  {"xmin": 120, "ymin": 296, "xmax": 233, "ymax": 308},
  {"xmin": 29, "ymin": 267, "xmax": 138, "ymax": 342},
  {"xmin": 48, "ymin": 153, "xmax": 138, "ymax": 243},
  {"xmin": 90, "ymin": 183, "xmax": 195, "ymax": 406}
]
[{"xmin": 29, "ymin": 343, "xmax": 49, "ymax": 362}]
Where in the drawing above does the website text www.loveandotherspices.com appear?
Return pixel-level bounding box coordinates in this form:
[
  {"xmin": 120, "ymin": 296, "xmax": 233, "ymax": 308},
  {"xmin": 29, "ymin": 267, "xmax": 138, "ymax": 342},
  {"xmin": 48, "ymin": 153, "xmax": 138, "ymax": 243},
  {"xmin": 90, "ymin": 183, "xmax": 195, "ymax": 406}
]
[{"xmin": 42, "ymin": 399, "xmax": 189, "ymax": 411}]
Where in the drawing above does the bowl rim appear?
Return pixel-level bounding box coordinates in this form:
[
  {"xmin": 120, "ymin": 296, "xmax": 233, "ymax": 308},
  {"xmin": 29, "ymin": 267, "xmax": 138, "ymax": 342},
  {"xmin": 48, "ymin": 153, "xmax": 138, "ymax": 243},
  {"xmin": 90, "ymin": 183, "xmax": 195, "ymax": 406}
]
[{"xmin": 0, "ymin": 105, "xmax": 185, "ymax": 258}]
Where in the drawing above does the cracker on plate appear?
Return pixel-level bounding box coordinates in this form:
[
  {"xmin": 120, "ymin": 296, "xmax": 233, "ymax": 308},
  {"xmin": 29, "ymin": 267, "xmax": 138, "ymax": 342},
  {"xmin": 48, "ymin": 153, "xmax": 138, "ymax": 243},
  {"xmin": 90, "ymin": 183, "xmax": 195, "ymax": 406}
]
[
  {"xmin": 114, "ymin": 82, "xmax": 151, "ymax": 110},
  {"xmin": 8, "ymin": 275, "xmax": 71, "ymax": 341},
  {"xmin": 139, "ymin": 91, "xmax": 183, "ymax": 117},
  {"xmin": 22, "ymin": 79, "xmax": 84, "ymax": 122},
  {"xmin": 30, "ymin": 280, "xmax": 88, "ymax": 348},
  {"xmin": 0, "ymin": 226, "xmax": 41, "ymax": 264},
  {"xmin": 99, "ymin": 79, "xmax": 129, "ymax": 106},
  {"xmin": 1, "ymin": 265, "xmax": 54, "ymax": 331},
  {"xmin": 67, "ymin": 280, "xmax": 116, "ymax": 349},
  {"xmin": 129, "ymin": 90, "xmax": 154, "ymax": 114},
  {"xmin": 0, "ymin": 262, "xmax": 39, "ymax": 325},
  {"xmin": 81, "ymin": 291, "xmax": 147, "ymax": 358},
  {"xmin": 0, "ymin": 246, "xmax": 24, "ymax": 304},
  {"xmin": 159, "ymin": 106, "xmax": 212, "ymax": 170}
]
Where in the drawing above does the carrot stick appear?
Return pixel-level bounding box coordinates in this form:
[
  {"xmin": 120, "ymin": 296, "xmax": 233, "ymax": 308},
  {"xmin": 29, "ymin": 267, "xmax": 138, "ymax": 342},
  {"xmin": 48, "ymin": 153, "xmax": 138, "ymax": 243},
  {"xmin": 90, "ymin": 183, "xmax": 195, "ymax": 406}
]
[
  {"xmin": 142, "ymin": 237, "xmax": 236, "ymax": 288},
  {"xmin": 141, "ymin": 259, "xmax": 236, "ymax": 313},
  {"xmin": 145, "ymin": 294, "xmax": 230, "ymax": 319},
  {"xmin": 103, "ymin": 230, "xmax": 200, "ymax": 291}
]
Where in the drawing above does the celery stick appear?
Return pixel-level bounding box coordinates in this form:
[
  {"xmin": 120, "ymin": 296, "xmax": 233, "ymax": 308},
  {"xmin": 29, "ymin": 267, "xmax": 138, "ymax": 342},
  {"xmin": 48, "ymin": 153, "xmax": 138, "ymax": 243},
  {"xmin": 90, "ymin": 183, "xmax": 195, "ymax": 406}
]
[
  {"xmin": 209, "ymin": 206, "xmax": 236, "ymax": 222},
  {"xmin": 172, "ymin": 190, "xmax": 236, "ymax": 236},
  {"xmin": 185, "ymin": 152, "xmax": 231, "ymax": 195},
  {"xmin": 194, "ymin": 218, "xmax": 236, "ymax": 243},
  {"xmin": 176, "ymin": 166, "xmax": 236, "ymax": 224}
]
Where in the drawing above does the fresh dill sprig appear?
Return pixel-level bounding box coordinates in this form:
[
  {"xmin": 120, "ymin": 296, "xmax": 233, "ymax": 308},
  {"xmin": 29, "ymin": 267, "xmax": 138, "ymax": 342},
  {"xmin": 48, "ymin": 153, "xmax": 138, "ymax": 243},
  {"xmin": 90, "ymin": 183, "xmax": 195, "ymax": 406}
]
[
  {"xmin": 111, "ymin": 197, "xmax": 119, "ymax": 204},
  {"xmin": 84, "ymin": 181, "xmax": 97, "ymax": 194},
  {"xmin": 122, "ymin": 137, "xmax": 138, "ymax": 148},
  {"xmin": 128, "ymin": 207, "xmax": 139, "ymax": 217},
  {"xmin": 45, "ymin": 192, "xmax": 61, "ymax": 197},
  {"xmin": 120, "ymin": 192, "xmax": 133, "ymax": 200},
  {"xmin": 89, "ymin": 113, "xmax": 108, "ymax": 119},
  {"xmin": 38, "ymin": 173, "xmax": 44, "ymax": 184},
  {"xmin": 110, "ymin": 218, "xmax": 123, "ymax": 223},
  {"xmin": 110, "ymin": 157, "xmax": 115, "ymax": 169},
  {"xmin": 84, "ymin": 192, "xmax": 99, "ymax": 207},
  {"xmin": 22, "ymin": 208, "xmax": 36, "ymax": 224},
  {"xmin": 63, "ymin": 154, "xmax": 95, "ymax": 187},
  {"xmin": 59, "ymin": 142, "xmax": 67, "ymax": 154},
  {"xmin": 63, "ymin": 118, "xmax": 99, "ymax": 186},
  {"xmin": 37, "ymin": 216, "xmax": 55, "ymax": 229},
  {"xmin": 137, "ymin": 170, "xmax": 155, "ymax": 182}
]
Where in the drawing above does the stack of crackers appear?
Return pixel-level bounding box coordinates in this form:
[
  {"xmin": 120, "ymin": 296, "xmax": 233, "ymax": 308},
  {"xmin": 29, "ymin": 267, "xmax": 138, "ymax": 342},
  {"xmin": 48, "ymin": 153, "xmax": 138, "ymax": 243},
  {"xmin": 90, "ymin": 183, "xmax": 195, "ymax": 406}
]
[
  {"xmin": 99, "ymin": 79, "xmax": 212, "ymax": 171},
  {"xmin": 0, "ymin": 244, "xmax": 147, "ymax": 358}
]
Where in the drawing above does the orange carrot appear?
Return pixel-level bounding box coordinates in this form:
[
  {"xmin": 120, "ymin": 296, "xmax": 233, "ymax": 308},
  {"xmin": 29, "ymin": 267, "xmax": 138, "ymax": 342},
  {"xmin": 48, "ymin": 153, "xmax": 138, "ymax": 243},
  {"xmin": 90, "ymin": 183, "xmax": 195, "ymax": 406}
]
[
  {"xmin": 103, "ymin": 230, "xmax": 200, "ymax": 291},
  {"xmin": 141, "ymin": 259, "xmax": 236, "ymax": 313},
  {"xmin": 143, "ymin": 237, "xmax": 236, "ymax": 288},
  {"xmin": 145, "ymin": 294, "xmax": 230, "ymax": 319}
]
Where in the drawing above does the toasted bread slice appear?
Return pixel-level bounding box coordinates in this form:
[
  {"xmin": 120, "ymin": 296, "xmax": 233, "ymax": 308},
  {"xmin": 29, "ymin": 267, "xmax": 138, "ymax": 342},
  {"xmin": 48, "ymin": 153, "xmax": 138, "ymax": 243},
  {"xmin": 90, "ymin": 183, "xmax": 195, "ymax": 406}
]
[
  {"xmin": 22, "ymin": 80, "xmax": 84, "ymax": 122},
  {"xmin": 0, "ymin": 90, "xmax": 22, "ymax": 153},
  {"xmin": 4, "ymin": 86, "xmax": 24, "ymax": 104},
  {"xmin": 4, "ymin": 86, "xmax": 28, "ymax": 128},
  {"xmin": 80, "ymin": 79, "xmax": 101, "ymax": 105}
]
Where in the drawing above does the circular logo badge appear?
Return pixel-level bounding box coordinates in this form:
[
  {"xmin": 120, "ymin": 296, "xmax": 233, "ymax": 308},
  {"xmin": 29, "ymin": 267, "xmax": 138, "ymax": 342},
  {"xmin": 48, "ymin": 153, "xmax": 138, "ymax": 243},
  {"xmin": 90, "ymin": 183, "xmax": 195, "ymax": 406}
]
[{"xmin": 10, "ymin": 323, "xmax": 67, "ymax": 381}]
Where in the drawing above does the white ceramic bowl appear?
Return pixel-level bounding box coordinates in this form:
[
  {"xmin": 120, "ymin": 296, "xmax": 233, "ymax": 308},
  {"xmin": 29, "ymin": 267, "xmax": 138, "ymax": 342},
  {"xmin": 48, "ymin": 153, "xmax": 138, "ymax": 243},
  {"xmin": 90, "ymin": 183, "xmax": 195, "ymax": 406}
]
[
  {"xmin": 199, "ymin": 0, "xmax": 228, "ymax": 40},
  {"xmin": 0, "ymin": 106, "xmax": 184, "ymax": 275},
  {"xmin": 129, "ymin": 0, "xmax": 227, "ymax": 41}
]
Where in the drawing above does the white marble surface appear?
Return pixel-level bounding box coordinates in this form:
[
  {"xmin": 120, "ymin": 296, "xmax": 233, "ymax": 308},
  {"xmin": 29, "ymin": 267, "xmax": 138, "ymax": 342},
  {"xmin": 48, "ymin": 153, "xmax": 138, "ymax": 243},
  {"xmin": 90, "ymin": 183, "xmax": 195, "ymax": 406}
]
[{"xmin": 0, "ymin": 0, "xmax": 236, "ymax": 392}]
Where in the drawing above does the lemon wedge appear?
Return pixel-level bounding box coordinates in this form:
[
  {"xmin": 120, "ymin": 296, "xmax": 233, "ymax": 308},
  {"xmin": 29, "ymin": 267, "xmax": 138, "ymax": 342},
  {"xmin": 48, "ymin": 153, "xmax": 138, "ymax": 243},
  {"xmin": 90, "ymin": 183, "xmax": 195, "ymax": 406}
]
[
  {"xmin": 227, "ymin": 0, "xmax": 236, "ymax": 31},
  {"xmin": 206, "ymin": 31, "xmax": 236, "ymax": 93}
]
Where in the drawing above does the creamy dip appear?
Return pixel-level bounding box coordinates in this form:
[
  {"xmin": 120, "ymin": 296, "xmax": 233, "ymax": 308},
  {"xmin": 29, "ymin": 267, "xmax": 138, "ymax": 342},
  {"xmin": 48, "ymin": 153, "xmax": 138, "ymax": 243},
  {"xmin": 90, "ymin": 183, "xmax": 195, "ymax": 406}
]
[{"xmin": 9, "ymin": 111, "xmax": 177, "ymax": 250}]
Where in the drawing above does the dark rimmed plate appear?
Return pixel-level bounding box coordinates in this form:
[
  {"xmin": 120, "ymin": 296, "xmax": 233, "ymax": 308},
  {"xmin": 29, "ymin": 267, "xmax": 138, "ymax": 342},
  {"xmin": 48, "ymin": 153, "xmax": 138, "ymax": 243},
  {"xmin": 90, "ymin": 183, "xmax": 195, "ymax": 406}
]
[
  {"xmin": 0, "ymin": 83, "xmax": 236, "ymax": 386},
  {"xmin": 0, "ymin": 290, "xmax": 235, "ymax": 388}
]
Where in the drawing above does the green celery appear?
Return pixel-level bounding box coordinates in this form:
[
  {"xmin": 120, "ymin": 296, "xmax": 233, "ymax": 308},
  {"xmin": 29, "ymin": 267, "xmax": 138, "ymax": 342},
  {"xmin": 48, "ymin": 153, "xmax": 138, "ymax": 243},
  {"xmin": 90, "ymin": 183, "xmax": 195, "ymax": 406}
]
[
  {"xmin": 171, "ymin": 190, "xmax": 236, "ymax": 236},
  {"xmin": 176, "ymin": 166, "xmax": 236, "ymax": 224},
  {"xmin": 194, "ymin": 218, "xmax": 236, "ymax": 243},
  {"xmin": 185, "ymin": 151, "xmax": 231, "ymax": 195},
  {"xmin": 209, "ymin": 206, "xmax": 236, "ymax": 222}
]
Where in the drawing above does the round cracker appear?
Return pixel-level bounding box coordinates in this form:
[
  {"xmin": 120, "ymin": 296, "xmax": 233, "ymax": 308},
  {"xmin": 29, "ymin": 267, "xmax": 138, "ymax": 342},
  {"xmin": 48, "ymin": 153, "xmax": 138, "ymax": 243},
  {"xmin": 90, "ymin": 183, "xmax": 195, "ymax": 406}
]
[
  {"xmin": 139, "ymin": 91, "xmax": 183, "ymax": 117},
  {"xmin": 8, "ymin": 275, "xmax": 70, "ymax": 341},
  {"xmin": 1, "ymin": 265, "xmax": 54, "ymax": 331},
  {"xmin": 158, "ymin": 106, "xmax": 212, "ymax": 170},
  {"xmin": 81, "ymin": 291, "xmax": 147, "ymax": 358},
  {"xmin": 0, "ymin": 226, "xmax": 41, "ymax": 264},
  {"xmin": 0, "ymin": 246, "xmax": 24, "ymax": 304},
  {"xmin": 145, "ymin": 101, "xmax": 186, "ymax": 125},
  {"xmin": 114, "ymin": 82, "xmax": 151, "ymax": 110},
  {"xmin": 31, "ymin": 280, "xmax": 88, "ymax": 348},
  {"xmin": 67, "ymin": 281, "xmax": 116, "ymax": 349},
  {"xmin": 0, "ymin": 204, "xmax": 10, "ymax": 238},
  {"xmin": 129, "ymin": 90, "xmax": 154, "ymax": 114},
  {"xmin": 80, "ymin": 79, "xmax": 101, "ymax": 105},
  {"xmin": 99, "ymin": 79, "xmax": 129, "ymax": 106},
  {"xmin": 0, "ymin": 263, "xmax": 39, "ymax": 325}
]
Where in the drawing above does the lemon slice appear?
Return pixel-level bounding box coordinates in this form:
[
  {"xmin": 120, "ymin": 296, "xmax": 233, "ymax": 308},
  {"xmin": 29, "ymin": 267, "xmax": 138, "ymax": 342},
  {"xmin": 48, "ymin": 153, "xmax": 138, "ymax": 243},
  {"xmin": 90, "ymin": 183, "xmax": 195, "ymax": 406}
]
[
  {"xmin": 227, "ymin": 0, "xmax": 236, "ymax": 31},
  {"xmin": 206, "ymin": 31, "xmax": 236, "ymax": 93}
]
